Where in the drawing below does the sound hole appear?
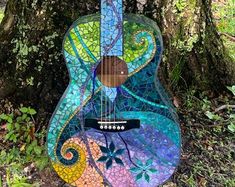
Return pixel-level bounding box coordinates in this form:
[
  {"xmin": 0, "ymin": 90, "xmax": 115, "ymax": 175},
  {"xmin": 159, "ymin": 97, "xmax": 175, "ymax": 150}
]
[{"xmin": 96, "ymin": 56, "xmax": 128, "ymax": 87}]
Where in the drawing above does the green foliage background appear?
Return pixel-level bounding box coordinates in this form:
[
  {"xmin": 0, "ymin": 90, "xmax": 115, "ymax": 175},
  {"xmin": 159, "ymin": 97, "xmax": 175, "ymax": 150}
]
[
  {"xmin": 0, "ymin": 9, "xmax": 3, "ymax": 22},
  {"xmin": 212, "ymin": 0, "xmax": 235, "ymax": 60}
]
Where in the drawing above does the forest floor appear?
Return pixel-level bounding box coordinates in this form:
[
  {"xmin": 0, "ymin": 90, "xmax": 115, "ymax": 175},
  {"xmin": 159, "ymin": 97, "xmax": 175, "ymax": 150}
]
[
  {"xmin": 0, "ymin": 0, "xmax": 234, "ymax": 187},
  {"xmin": 169, "ymin": 90, "xmax": 235, "ymax": 187}
]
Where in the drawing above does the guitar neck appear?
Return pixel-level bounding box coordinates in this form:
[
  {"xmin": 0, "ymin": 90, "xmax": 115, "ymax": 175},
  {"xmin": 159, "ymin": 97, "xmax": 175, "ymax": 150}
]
[{"xmin": 100, "ymin": 0, "xmax": 123, "ymax": 56}]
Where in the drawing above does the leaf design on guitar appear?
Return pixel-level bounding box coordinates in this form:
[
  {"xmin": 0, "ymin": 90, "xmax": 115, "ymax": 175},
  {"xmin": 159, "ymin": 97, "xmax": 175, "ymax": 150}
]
[
  {"xmin": 63, "ymin": 17, "xmax": 157, "ymax": 76},
  {"xmin": 97, "ymin": 141, "xmax": 125, "ymax": 169},
  {"xmin": 130, "ymin": 158, "xmax": 158, "ymax": 183}
]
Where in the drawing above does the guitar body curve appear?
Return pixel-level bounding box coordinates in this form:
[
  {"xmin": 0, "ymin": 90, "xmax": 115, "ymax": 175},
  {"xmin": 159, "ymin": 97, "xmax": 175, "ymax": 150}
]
[{"xmin": 47, "ymin": 13, "xmax": 181, "ymax": 187}]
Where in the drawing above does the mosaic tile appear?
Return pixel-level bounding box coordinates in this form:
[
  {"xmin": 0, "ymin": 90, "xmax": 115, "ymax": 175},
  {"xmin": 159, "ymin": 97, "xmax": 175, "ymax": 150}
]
[{"xmin": 47, "ymin": 1, "xmax": 181, "ymax": 186}]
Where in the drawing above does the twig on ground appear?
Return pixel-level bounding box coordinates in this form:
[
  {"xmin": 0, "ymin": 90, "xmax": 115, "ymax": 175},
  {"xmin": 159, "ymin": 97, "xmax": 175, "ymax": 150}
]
[
  {"xmin": 214, "ymin": 104, "xmax": 235, "ymax": 112},
  {"xmin": 219, "ymin": 32, "xmax": 235, "ymax": 42}
]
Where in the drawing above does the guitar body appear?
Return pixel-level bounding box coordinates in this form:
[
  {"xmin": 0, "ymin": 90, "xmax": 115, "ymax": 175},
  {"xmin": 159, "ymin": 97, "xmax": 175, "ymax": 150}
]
[{"xmin": 47, "ymin": 2, "xmax": 181, "ymax": 186}]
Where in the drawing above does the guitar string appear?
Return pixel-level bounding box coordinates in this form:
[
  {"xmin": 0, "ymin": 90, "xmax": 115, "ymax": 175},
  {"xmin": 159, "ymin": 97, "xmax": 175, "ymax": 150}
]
[
  {"xmin": 105, "ymin": 56, "xmax": 107, "ymax": 125},
  {"xmin": 113, "ymin": 57, "xmax": 115, "ymax": 124},
  {"xmin": 108, "ymin": 26, "xmax": 111, "ymax": 126},
  {"xmin": 107, "ymin": 56, "xmax": 109, "ymax": 125},
  {"xmin": 105, "ymin": 55, "xmax": 107, "ymax": 125},
  {"xmin": 110, "ymin": 56, "xmax": 112, "ymax": 126},
  {"xmin": 100, "ymin": 59, "xmax": 101, "ymax": 123},
  {"xmin": 101, "ymin": 52, "xmax": 103, "ymax": 124},
  {"xmin": 109, "ymin": 56, "xmax": 111, "ymax": 126},
  {"xmin": 101, "ymin": 0, "xmax": 124, "ymax": 128},
  {"xmin": 114, "ymin": 57, "xmax": 116, "ymax": 124}
]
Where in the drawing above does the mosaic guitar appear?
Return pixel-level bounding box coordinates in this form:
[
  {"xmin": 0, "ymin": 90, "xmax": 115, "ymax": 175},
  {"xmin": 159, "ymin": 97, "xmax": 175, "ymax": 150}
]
[{"xmin": 47, "ymin": 0, "xmax": 181, "ymax": 186}]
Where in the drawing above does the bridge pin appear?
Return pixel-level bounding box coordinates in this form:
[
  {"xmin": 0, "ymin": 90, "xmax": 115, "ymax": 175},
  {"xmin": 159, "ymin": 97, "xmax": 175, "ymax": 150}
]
[
  {"xmin": 121, "ymin": 126, "xmax": 125, "ymax": 130},
  {"xmin": 100, "ymin": 126, "xmax": 103, "ymax": 129},
  {"xmin": 104, "ymin": 125, "xmax": 108, "ymax": 129},
  {"xmin": 109, "ymin": 126, "xmax": 112, "ymax": 129},
  {"xmin": 117, "ymin": 126, "xmax": 120, "ymax": 130},
  {"xmin": 113, "ymin": 126, "xmax": 116, "ymax": 130}
]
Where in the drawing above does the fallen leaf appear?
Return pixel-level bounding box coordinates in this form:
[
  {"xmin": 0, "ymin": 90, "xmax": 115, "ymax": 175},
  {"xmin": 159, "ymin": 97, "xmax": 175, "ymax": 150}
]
[
  {"xmin": 163, "ymin": 182, "xmax": 177, "ymax": 187},
  {"xmin": 198, "ymin": 176, "xmax": 207, "ymax": 187},
  {"xmin": 173, "ymin": 97, "xmax": 181, "ymax": 108}
]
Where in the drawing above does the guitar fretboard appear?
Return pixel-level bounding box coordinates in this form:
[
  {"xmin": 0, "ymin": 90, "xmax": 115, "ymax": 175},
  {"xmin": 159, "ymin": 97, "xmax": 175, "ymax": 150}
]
[{"xmin": 101, "ymin": 0, "xmax": 123, "ymax": 56}]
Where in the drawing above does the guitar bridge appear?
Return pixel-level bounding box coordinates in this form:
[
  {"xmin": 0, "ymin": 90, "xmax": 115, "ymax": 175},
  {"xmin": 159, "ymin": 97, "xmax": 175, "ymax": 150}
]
[{"xmin": 85, "ymin": 119, "xmax": 140, "ymax": 132}]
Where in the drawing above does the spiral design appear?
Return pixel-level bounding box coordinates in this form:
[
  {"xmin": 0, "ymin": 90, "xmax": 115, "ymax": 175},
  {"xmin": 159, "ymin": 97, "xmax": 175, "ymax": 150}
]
[
  {"xmin": 52, "ymin": 137, "xmax": 105, "ymax": 185},
  {"xmin": 52, "ymin": 138, "xmax": 86, "ymax": 183}
]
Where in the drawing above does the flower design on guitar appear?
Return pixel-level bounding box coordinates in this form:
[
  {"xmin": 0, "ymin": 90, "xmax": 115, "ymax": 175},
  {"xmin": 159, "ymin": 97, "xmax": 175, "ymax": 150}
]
[{"xmin": 97, "ymin": 141, "xmax": 125, "ymax": 169}]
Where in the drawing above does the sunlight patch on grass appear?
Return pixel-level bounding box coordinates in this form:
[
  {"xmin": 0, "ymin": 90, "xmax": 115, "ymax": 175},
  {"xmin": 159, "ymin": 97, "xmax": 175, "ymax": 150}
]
[
  {"xmin": 223, "ymin": 38, "xmax": 235, "ymax": 61},
  {"xmin": 212, "ymin": 0, "xmax": 235, "ymax": 62},
  {"xmin": 0, "ymin": 9, "xmax": 4, "ymax": 22}
]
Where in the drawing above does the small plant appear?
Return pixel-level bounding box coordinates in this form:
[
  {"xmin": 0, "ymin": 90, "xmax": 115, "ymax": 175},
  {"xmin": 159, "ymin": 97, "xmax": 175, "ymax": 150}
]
[
  {"xmin": 205, "ymin": 111, "xmax": 222, "ymax": 121},
  {"xmin": 0, "ymin": 106, "xmax": 48, "ymax": 185},
  {"xmin": 227, "ymin": 85, "xmax": 235, "ymax": 96},
  {"xmin": 184, "ymin": 89, "xmax": 196, "ymax": 108},
  {"xmin": 228, "ymin": 114, "xmax": 235, "ymax": 133},
  {"xmin": 227, "ymin": 85, "xmax": 235, "ymax": 133},
  {"xmin": 201, "ymin": 98, "xmax": 212, "ymax": 111},
  {"xmin": 0, "ymin": 107, "xmax": 36, "ymax": 144},
  {"xmin": 6, "ymin": 169, "xmax": 32, "ymax": 187},
  {"xmin": 204, "ymin": 85, "xmax": 235, "ymax": 133}
]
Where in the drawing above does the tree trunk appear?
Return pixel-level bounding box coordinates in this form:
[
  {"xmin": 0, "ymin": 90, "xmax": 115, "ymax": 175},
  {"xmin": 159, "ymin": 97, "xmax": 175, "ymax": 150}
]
[{"xmin": 0, "ymin": 0, "xmax": 234, "ymax": 121}]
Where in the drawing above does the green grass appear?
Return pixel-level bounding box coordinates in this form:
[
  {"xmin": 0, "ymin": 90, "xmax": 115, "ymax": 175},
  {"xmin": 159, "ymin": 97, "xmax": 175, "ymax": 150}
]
[
  {"xmin": 213, "ymin": 0, "xmax": 235, "ymax": 35},
  {"xmin": 212, "ymin": 0, "xmax": 235, "ymax": 61},
  {"xmin": 0, "ymin": 9, "xmax": 4, "ymax": 22},
  {"xmin": 223, "ymin": 38, "xmax": 235, "ymax": 60}
]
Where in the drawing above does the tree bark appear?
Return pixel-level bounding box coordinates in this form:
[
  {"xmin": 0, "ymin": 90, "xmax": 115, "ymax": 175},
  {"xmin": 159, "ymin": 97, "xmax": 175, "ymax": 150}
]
[{"xmin": 0, "ymin": 0, "xmax": 234, "ymax": 121}]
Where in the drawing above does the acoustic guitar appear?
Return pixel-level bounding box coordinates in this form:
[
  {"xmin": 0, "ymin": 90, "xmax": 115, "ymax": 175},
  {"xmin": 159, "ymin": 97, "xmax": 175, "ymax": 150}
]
[{"xmin": 47, "ymin": 0, "xmax": 181, "ymax": 186}]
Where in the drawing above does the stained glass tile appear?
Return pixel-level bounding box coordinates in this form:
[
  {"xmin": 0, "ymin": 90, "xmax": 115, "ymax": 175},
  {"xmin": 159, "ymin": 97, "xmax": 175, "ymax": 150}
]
[{"xmin": 47, "ymin": 2, "xmax": 181, "ymax": 186}]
